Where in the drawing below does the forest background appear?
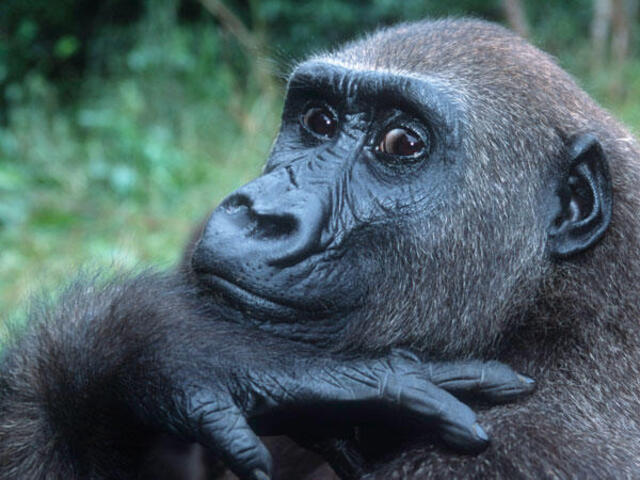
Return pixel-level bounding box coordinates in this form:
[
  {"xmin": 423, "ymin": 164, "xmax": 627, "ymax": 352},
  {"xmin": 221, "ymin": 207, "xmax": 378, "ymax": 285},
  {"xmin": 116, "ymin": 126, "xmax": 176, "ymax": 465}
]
[{"xmin": 0, "ymin": 0, "xmax": 637, "ymax": 318}]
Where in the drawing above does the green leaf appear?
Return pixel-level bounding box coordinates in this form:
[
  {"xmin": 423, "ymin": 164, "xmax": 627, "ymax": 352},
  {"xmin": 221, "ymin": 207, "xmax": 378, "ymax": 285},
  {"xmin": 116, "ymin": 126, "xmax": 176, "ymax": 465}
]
[{"xmin": 54, "ymin": 35, "xmax": 80, "ymax": 59}]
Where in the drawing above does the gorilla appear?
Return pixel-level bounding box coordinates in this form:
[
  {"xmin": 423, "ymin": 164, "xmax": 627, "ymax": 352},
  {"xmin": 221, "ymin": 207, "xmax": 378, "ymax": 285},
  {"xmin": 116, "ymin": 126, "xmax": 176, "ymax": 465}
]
[{"xmin": 2, "ymin": 17, "xmax": 640, "ymax": 480}]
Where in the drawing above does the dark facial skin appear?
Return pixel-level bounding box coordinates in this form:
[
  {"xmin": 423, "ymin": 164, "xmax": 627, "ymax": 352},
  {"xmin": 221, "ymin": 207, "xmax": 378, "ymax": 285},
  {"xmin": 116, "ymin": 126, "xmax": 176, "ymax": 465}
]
[{"xmin": 192, "ymin": 62, "xmax": 464, "ymax": 343}]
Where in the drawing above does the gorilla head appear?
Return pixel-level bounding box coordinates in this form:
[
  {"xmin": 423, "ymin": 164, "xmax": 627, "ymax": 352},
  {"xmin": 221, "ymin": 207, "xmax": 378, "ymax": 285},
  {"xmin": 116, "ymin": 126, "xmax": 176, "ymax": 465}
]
[{"xmin": 192, "ymin": 20, "xmax": 618, "ymax": 359}]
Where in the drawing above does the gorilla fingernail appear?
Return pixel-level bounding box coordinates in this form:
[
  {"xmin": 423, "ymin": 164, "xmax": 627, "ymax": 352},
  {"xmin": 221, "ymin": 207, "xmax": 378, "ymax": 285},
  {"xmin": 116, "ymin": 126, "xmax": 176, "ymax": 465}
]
[
  {"xmin": 473, "ymin": 423, "xmax": 489, "ymax": 442},
  {"xmin": 517, "ymin": 374, "xmax": 536, "ymax": 386},
  {"xmin": 251, "ymin": 468, "xmax": 271, "ymax": 480}
]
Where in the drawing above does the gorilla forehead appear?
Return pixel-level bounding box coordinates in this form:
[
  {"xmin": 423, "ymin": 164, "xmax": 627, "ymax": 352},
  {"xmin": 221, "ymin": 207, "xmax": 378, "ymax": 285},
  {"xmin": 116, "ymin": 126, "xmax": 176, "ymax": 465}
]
[
  {"xmin": 315, "ymin": 18, "xmax": 587, "ymax": 128},
  {"xmin": 319, "ymin": 19, "xmax": 545, "ymax": 76}
]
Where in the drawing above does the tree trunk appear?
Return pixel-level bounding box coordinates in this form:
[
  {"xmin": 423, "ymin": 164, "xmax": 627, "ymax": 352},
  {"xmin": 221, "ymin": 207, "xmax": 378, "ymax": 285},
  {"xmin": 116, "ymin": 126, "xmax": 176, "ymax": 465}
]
[
  {"xmin": 611, "ymin": 0, "xmax": 637, "ymax": 66},
  {"xmin": 502, "ymin": 0, "xmax": 530, "ymax": 38},
  {"xmin": 591, "ymin": 0, "xmax": 612, "ymax": 69}
]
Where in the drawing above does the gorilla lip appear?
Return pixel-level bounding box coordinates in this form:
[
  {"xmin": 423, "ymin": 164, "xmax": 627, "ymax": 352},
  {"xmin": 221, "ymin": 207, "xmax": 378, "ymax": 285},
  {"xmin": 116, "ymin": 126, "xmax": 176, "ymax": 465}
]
[{"xmin": 202, "ymin": 272, "xmax": 315, "ymax": 320}]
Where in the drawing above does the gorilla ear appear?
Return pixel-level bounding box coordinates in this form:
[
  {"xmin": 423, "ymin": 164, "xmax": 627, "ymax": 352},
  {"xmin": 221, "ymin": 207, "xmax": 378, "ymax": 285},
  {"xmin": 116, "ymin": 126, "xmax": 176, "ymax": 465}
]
[{"xmin": 548, "ymin": 134, "xmax": 613, "ymax": 259}]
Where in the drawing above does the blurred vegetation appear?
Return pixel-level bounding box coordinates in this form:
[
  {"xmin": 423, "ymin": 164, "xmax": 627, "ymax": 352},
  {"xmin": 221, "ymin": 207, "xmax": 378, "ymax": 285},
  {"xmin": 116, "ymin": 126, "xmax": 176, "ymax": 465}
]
[{"xmin": 1, "ymin": 0, "xmax": 640, "ymax": 319}]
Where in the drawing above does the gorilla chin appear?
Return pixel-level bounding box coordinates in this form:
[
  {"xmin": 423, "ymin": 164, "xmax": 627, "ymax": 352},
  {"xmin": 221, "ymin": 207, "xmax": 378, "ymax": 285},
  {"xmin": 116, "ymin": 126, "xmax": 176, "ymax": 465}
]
[{"xmin": 196, "ymin": 272, "xmax": 311, "ymax": 321}]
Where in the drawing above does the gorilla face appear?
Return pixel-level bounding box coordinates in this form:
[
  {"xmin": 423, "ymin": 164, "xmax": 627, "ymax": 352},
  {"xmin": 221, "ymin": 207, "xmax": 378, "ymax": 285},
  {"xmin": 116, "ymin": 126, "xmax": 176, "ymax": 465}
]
[{"xmin": 191, "ymin": 62, "xmax": 466, "ymax": 326}]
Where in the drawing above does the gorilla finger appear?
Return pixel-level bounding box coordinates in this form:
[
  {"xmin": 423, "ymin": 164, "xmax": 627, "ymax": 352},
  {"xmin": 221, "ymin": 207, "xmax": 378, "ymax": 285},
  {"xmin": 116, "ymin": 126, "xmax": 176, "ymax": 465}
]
[
  {"xmin": 187, "ymin": 395, "xmax": 273, "ymax": 480},
  {"xmin": 428, "ymin": 360, "xmax": 535, "ymax": 402},
  {"xmin": 388, "ymin": 347, "xmax": 422, "ymax": 362},
  {"xmin": 386, "ymin": 377, "xmax": 490, "ymax": 452}
]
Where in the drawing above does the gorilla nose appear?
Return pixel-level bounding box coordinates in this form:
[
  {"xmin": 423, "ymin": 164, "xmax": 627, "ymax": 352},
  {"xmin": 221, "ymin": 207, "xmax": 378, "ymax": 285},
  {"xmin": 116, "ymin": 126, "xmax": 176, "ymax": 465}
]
[
  {"xmin": 222, "ymin": 192, "xmax": 319, "ymax": 266},
  {"xmin": 222, "ymin": 194, "xmax": 297, "ymax": 241},
  {"xmin": 192, "ymin": 186, "xmax": 326, "ymax": 274}
]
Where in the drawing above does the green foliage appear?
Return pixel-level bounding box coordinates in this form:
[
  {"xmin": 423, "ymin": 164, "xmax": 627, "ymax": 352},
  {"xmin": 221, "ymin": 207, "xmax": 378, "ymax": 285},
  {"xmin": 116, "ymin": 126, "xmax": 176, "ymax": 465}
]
[
  {"xmin": 526, "ymin": 0, "xmax": 594, "ymax": 53},
  {"xmin": 0, "ymin": 2, "xmax": 280, "ymax": 319},
  {"xmin": 0, "ymin": 0, "xmax": 145, "ymax": 115},
  {"xmin": 231, "ymin": 0, "xmax": 503, "ymax": 59}
]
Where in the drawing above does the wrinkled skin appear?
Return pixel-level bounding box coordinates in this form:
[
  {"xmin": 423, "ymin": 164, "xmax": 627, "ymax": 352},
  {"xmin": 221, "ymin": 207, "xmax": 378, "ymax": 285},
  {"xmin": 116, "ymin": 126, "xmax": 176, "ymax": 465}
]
[{"xmin": 192, "ymin": 60, "xmax": 611, "ymax": 356}]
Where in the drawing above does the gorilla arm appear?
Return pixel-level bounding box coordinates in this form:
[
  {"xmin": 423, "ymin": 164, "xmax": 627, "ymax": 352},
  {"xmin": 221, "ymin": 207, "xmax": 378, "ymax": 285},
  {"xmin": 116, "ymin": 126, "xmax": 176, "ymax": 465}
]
[{"xmin": 0, "ymin": 272, "xmax": 533, "ymax": 480}]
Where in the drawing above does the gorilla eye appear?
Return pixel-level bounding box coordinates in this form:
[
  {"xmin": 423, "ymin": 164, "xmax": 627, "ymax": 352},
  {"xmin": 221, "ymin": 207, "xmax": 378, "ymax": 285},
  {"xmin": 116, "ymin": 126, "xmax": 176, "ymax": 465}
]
[
  {"xmin": 301, "ymin": 106, "xmax": 337, "ymax": 138},
  {"xmin": 378, "ymin": 127, "xmax": 425, "ymax": 157}
]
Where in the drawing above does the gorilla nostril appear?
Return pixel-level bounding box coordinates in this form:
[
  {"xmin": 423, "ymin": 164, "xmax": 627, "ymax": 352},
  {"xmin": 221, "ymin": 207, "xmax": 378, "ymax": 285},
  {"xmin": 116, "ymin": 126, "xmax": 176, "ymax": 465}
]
[
  {"xmin": 251, "ymin": 214, "xmax": 297, "ymax": 240},
  {"xmin": 223, "ymin": 194, "xmax": 252, "ymax": 215}
]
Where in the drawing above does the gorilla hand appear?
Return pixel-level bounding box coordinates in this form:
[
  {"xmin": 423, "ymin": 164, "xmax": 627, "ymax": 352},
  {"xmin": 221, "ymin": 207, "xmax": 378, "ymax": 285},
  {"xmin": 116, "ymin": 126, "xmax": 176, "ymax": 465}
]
[{"xmin": 144, "ymin": 348, "xmax": 535, "ymax": 480}]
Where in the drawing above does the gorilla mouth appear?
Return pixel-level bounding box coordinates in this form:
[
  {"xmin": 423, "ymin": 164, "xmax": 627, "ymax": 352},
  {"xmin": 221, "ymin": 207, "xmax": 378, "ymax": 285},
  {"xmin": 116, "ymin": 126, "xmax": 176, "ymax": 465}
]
[{"xmin": 201, "ymin": 273, "xmax": 311, "ymax": 321}]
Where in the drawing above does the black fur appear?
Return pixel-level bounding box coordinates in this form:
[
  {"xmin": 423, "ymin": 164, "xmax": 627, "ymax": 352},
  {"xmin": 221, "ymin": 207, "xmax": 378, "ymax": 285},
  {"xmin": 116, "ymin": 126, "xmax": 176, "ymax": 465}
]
[{"xmin": 3, "ymin": 18, "xmax": 639, "ymax": 480}]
